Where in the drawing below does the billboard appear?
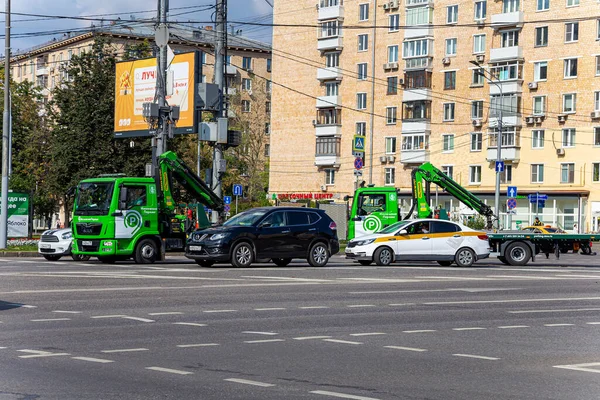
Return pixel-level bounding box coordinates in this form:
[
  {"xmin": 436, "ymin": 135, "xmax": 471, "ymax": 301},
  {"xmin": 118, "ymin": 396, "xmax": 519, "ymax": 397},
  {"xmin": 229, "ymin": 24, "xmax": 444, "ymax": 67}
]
[
  {"xmin": 114, "ymin": 51, "xmax": 201, "ymax": 138},
  {"xmin": 0, "ymin": 192, "xmax": 30, "ymax": 238}
]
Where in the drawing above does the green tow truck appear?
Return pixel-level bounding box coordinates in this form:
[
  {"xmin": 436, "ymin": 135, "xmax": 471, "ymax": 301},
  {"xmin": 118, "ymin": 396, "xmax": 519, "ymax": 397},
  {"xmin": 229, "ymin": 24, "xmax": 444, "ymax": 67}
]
[
  {"xmin": 71, "ymin": 151, "xmax": 224, "ymax": 264},
  {"xmin": 346, "ymin": 162, "xmax": 599, "ymax": 266}
]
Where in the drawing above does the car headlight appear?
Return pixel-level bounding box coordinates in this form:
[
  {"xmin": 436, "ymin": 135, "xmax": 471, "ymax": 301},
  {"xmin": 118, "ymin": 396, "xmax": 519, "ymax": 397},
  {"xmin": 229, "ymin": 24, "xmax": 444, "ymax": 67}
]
[
  {"xmin": 209, "ymin": 233, "xmax": 229, "ymax": 241},
  {"xmin": 61, "ymin": 232, "xmax": 72, "ymax": 240},
  {"xmin": 353, "ymin": 238, "xmax": 376, "ymax": 246}
]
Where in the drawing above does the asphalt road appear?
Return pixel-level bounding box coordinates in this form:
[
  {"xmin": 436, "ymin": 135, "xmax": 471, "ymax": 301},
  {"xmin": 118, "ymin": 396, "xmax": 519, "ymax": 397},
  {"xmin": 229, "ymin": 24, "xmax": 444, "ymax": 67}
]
[{"xmin": 1, "ymin": 254, "xmax": 600, "ymax": 400}]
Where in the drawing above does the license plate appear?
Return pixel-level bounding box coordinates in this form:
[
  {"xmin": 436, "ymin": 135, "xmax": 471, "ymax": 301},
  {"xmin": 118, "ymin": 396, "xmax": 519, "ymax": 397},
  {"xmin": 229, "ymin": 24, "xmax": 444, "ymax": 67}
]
[
  {"xmin": 189, "ymin": 245, "xmax": 202, "ymax": 251},
  {"xmin": 82, "ymin": 241, "xmax": 93, "ymax": 246},
  {"xmin": 40, "ymin": 244, "xmax": 51, "ymax": 249}
]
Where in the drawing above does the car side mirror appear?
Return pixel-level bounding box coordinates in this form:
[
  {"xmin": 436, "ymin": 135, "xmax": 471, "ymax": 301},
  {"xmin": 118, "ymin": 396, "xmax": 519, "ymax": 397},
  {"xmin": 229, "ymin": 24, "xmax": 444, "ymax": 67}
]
[
  {"xmin": 343, "ymin": 195, "xmax": 350, "ymax": 201},
  {"xmin": 398, "ymin": 229, "xmax": 408, "ymax": 235},
  {"xmin": 119, "ymin": 186, "xmax": 128, "ymax": 210}
]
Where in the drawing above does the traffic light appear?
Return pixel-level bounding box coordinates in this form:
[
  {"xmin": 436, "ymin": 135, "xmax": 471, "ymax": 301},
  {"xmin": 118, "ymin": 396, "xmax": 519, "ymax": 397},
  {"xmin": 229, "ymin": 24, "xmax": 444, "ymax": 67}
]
[{"xmin": 227, "ymin": 130, "xmax": 242, "ymax": 147}]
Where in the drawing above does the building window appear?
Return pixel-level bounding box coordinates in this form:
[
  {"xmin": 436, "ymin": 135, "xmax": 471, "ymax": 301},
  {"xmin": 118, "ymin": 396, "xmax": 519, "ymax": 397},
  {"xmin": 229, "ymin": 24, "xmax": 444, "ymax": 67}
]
[
  {"xmin": 596, "ymin": 56, "xmax": 600, "ymax": 76},
  {"xmin": 357, "ymin": 63, "xmax": 368, "ymax": 80},
  {"xmin": 501, "ymin": 30, "xmax": 519, "ymax": 47},
  {"xmin": 406, "ymin": 6, "xmax": 434, "ymax": 26},
  {"xmin": 356, "ymin": 122, "xmax": 366, "ymax": 136},
  {"xmin": 471, "ymin": 100, "xmax": 484, "ymax": 119},
  {"xmin": 444, "ymin": 71, "xmax": 456, "ymax": 90},
  {"xmin": 473, "ymin": 35, "xmax": 486, "ymax": 53},
  {"xmin": 534, "ymin": 61, "xmax": 547, "ymax": 81},
  {"xmin": 443, "ymin": 134, "xmax": 455, "ymax": 152},
  {"xmin": 326, "ymin": 52, "xmax": 340, "ymax": 68},
  {"xmin": 469, "ymin": 166, "xmax": 482, "ymax": 184},
  {"xmin": 537, "ymin": 0, "xmax": 549, "ymax": 10},
  {"xmin": 266, "ymin": 101, "xmax": 271, "ymax": 113},
  {"xmin": 264, "ymin": 144, "xmax": 270, "ymax": 157},
  {"xmin": 565, "ymin": 22, "xmax": 579, "ymax": 42},
  {"xmin": 594, "ymin": 127, "xmax": 600, "ymax": 146},
  {"xmin": 242, "ymin": 78, "xmax": 252, "ymax": 91},
  {"xmin": 442, "ymin": 165, "xmax": 454, "ymax": 179},
  {"xmin": 320, "ymin": 20, "xmax": 341, "ymax": 38},
  {"xmin": 562, "ymin": 128, "xmax": 576, "ymax": 147},
  {"xmin": 325, "ymin": 169, "xmax": 335, "ymax": 185},
  {"xmin": 490, "ymin": 94, "xmax": 519, "ymax": 117},
  {"xmin": 597, "ymin": 19, "xmax": 600, "ymax": 40},
  {"xmin": 446, "ymin": 5, "xmax": 458, "ymax": 24},
  {"xmin": 562, "ymin": 93, "xmax": 576, "ymax": 113},
  {"xmin": 386, "ymin": 107, "xmax": 397, "ymax": 124},
  {"xmin": 325, "ymin": 82, "xmax": 339, "ymax": 96},
  {"xmin": 359, "ymin": 3, "xmax": 369, "ymax": 21},
  {"xmin": 445, "ymin": 38, "xmax": 457, "ymax": 56},
  {"xmin": 389, "ymin": 14, "xmax": 400, "ymax": 31},
  {"xmin": 357, "ymin": 93, "xmax": 367, "ymax": 110},
  {"xmin": 388, "ymin": 45, "xmax": 399, "ymax": 62},
  {"xmin": 358, "ymin": 34, "xmax": 369, "ymax": 51},
  {"xmin": 242, "ymin": 100, "xmax": 251, "ymax": 112},
  {"xmin": 533, "ymin": 96, "xmax": 546, "ymax": 115},
  {"xmin": 265, "ymin": 123, "xmax": 270, "ymax": 135},
  {"xmin": 242, "ymin": 57, "xmax": 252, "ymax": 70},
  {"xmin": 595, "ymin": 91, "xmax": 600, "ymax": 111},
  {"xmin": 561, "ymin": 163, "xmax": 575, "ymax": 183},
  {"xmin": 385, "ymin": 168, "xmax": 395, "ymax": 185},
  {"xmin": 531, "ymin": 164, "xmax": 544, "ymax": 183},
  {"xmin": 266, "ymin": 58, "xmax": 272, "ymax": 72},
  {"xmin": 387, "ymin": 76, "xmax": 398, "ymax": 95},
  {"xmin": 385, "ymin": 137, "xmax": 397, "ymax": 154},
  {"xmin": 266, "ymin": 80, "xmax": 272, "ymax": 93},
  {"xmin": 564, "ymin": 58, "xmax": 577, "ymax": 78},
  {"xmin": 593, "ymin": 163, "xmax": 600, "ymax": 182},
  {"xmin": 500, "ymin": 165, "xmax": 513, "ymax": 184},
  {"xmin": 503, "ymin": 0, "xmax": 520, "ymax": 13},
  {"xmin": 443, "ymin": 103, "xmax": 455, "ymax": 121},
  {"xmin": 472, "ymin": 69, "xmax": 484, "ymax": 86},
  {"xmin": 532, "ymin": 129, "xmax": 545, "ymax": 149},
  {"xmin": 474, "ymin": 1, "xmax": 486, "ymax": 20},
  {"xmin": 566, "ymin": 0, "xmax": 579, "ymax": 6},
  {"xmin": 535, "ymin": 26, "xmax": 548, "ymax": 47},
  {"xmin": 471, "ymin": 132, "xmax": 482, "ymax": 151},
  {"xmin": 403, "ymin": 39, "xmax": 430, "ymax": 58}
]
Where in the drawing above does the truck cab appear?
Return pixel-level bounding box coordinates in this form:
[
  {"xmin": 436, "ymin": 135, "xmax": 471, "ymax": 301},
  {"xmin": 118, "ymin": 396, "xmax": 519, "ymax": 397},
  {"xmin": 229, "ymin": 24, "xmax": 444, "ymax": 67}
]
[{"xmin": 347, "ymin": 187, "xmax": 399, "ymax": 240}]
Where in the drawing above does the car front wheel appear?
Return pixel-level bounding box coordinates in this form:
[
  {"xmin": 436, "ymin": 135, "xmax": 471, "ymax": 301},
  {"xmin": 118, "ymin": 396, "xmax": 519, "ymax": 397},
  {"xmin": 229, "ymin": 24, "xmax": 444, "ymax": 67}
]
[
  {"xmin": 374, "ymin": 247, "xmax": 393, "ymax": 266},
  {"xmin": 308, "ymin": 243, "xmax": 329, "ymax": 267},
  {"xmin": 135, "ymin": 239, "xmax": 158, "ymax": 264},
  {"xmin": 231, "ymin": 242, "xmax": 254, "ymax": 268},
  {"xmin": 455, "ymin": 248, "xmax": 476, "ymax": 267}
]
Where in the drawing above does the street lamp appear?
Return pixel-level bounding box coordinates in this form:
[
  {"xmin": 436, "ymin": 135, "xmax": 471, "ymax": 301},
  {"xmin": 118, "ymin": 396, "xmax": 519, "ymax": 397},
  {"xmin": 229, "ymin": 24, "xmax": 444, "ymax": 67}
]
[{"xmin": 470, "ymin": 60, "xmax": 502, "ymax": 230}]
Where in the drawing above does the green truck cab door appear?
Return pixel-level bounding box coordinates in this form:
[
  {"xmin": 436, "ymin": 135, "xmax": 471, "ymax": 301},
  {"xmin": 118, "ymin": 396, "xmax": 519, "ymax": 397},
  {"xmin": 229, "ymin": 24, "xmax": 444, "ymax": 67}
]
[
  {"xmin": 115, "ymin": 184, "xmax": 155, "ymax": 239},
  {"xmin": 348, "ymin": 189, "xmax": 399, "ymax": 240}
]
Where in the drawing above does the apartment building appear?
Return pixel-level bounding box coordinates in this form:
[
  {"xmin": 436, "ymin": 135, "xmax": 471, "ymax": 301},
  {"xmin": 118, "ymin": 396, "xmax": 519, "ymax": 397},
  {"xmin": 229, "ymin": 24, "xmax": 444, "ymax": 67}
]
[{"xmin": 270, "ymin": 0, "xmax": 600, "ymax": 231}]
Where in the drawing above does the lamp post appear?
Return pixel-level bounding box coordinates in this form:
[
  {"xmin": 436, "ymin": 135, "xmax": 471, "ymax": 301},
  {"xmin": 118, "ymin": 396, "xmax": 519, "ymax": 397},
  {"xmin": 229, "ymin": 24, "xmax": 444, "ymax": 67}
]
[{"xmin": 471, "ymin": 60, "xmax": 502, "ymax": 230}]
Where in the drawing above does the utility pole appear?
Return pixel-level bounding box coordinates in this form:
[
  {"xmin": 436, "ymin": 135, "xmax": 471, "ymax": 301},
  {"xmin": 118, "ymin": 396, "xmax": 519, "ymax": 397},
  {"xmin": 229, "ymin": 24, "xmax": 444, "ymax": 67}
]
[
  {"xmin": 211, "ymin": 0, "xmax": 227, "ymax": 223},
  {"xmin": 368, "ymin": 0, "xmax": 377, "ymax": 185},
  {"xmin": 155, "ymin": 0, "xmax": 169, "ymax": 156},
  {"xmin": 0, "ymin": 0, "xmax": 11, "ymax": 249}
]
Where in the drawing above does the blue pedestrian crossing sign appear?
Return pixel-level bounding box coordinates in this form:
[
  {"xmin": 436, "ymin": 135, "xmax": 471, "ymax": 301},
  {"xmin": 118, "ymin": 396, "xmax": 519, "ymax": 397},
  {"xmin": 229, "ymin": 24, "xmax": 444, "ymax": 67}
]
[
  {"xmin": 233, "ymin": 184, "xmax": 243, "ymax": 197},
  {"xmin": 353, "ymin": 135, "xmax": 365, "ymax": 152},
  {"xmin": 224, "ymin": 196, "xmax": 232, "ymax": 205},
  {"xmin": 507, "ymin": 186, "xmax": 517, "ymax": 198},
  {"xmin": 495, "ymin": 161, "xmax": 505, "ymax": 172}
]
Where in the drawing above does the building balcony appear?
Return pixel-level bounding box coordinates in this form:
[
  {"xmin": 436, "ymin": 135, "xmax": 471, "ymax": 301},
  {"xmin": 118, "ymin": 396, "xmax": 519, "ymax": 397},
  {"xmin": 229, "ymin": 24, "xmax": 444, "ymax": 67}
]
[
  {"xmin": 405, "ymin": 0, "xmax": 433, "ymax": 6},
  {"xmin": 401, "ymin": 149, "xmax": 430, "ymax": 164},
  {"xmin": 401, "ymin": 120, "xmax": 431, "ymax": 133},
  {"xmin": 315, "ymin": 155, "xmax": 340, "ymax": 166},
  {"xmin": 316, "ymin": 95, "xmax": 341, "ymax": 108},
  {"xmin": 486, "ymin": 146, "xmax": 520, "ymax": 162},
  {"xmin": 317, "ymin": 36, "xmax": 343, "ymax": 52},
  {"xmin": 35, "ymin": 66, "xmax": 49, "ymax": 76},
  {"xmin": 315, "ymin": 136, "xmax": 341, "ymax": 166},
  {"xmin": 403, "ymin": 88, "xmax": 432, "ymax": 102},
  {"xmin": 315, "ymin": 124, "xmax": 342, "ymax": 137},
  {"xmin": 225, "ymin": 65, "xmax": 237, "ymax": 75},
  {"xmin": 491, "ymin": 11, "xmax": 524, "ymax": 28},
  {"xmin": 317, "ymin": 67, "xmax": 343, "ymax": 81},
  {"xmin": 404, "ymin": 26, "xmax": 433, "ymax": 40},
  {"xmin": 489, "ymin": 46, "xmax": 523, "ymax": 62},
  {"xmin": 489, "ymin": 80, "xmax": 522, "ymax": 95},
  {"xmin": 318, "ymin": 3, "xmax": 344, "ymax": 20},
  {"xmin": 489, "ymin": 115, "xmax": 522, "ymax": 128}
]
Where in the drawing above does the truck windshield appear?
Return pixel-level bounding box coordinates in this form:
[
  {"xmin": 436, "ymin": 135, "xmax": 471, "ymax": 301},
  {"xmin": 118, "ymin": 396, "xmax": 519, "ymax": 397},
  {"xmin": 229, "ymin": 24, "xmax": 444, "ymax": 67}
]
[
  {"xmin": 223, "ymin": 209, "xmax": 269, "ymax": 227},
  {"xmin": 75, "ymin": 182, "xmax": 114, "ymax": 216},
  {"xmin": 377, "ymin": 220, "xmax": 410, "ymax": 235}
]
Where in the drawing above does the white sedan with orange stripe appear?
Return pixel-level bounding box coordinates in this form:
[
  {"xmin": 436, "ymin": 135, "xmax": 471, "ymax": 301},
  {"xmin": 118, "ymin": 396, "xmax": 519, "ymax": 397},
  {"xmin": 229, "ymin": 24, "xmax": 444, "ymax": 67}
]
[{"xmin": 345, "ymin": 219, "xmax": 490, "ymax": 267}]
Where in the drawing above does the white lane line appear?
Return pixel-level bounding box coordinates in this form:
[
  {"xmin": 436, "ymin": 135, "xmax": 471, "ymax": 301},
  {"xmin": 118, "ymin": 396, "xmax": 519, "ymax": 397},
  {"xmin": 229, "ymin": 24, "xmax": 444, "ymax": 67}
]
[
  {"xmin": 453, "ymin": 354, "xmax": 500, "ymax": 361},
  {"xmin": 92, "ymin": 315, "xmax": 127, "ymax": 319},
  {"xmin": 350, "ymin": 333, "xmax": 386, "ymax": 337},
  {"xmin": 122, "ymin": 317, "xmax": 155, "ymax": 323},
  {"xmin": 452, "ymin": 327, "xmax": 487, "ymax": 331},
  {"xmin": 254, "ymin": 307, "xmax": 286, "ymax": 311},
  {"xmin": 146, "ymin": 367, "xmax": 193, "ymax": 375},
  {"xmin": 322, "ymin": 339, "xmax": 363, "ymax": 345},
  {"xmin": 242, "ymin": 331, "xmax": 279, "ymax": 336},
  {"xmin": 18, "ymin": 350, "xmax": 70, "ymax": 358},
  {"xmin": 244, "ymin": 339, "xmax": 285, "ymax": 344},
  {"xmin": 293, "ymin": 336, "xmax": 332, "ymax": 340},
  {"xmin": 299, "ymin": 306, "xmax": 330, "ymax": 309},
  {"xmin": 388, "ymin": 303, "xmax": 415, "ymax": 307},
  {"xmin": 173, "ymin": 322, "xmax": 207, "ymax": 327},
  {"xmin": 30, "ymin": 318, "xmax": 71, "ymax": 322},
  {"xmin": 72, "ymin": 357, "xmax": 114, "ymax": 363},
  {"xmin": 424, "ymin": 297, "xmax": 600, "ymax": 305},
  {"xmin": 52, "ymin": 310, "xmax": 82, "ymax": 314},
  {"xmin": 241, "ymin": 276, "xmax": 331, "ymax": 283},
  {"xmin": 177, "ymin": 343, "xmax": 220, "ymax": 348},
  {"xmin": 148, "ymin": 312, "xmax": 183, "ymax": 316},
  {"xmin": 498, "ymin": 325, "xmax": 530, "ymax": 329},
  {"xmin": 0, "ymin": 347, "xmax": 6, "ymax": 349},
  {"xmin": 403, "ymin": 330, "xmax": 436, "ymax": 333},
  {"xmin": 509, "ymin": 308, "xmax": 600, "ymax": 314},
  {"xmin": 544, "ymin": 324, "xmax": 574, "ymax": 327},
  {"xmin": 347, "ymin": 305, "xmax": 376, "ymax": 308},
  {"xmin": 224, "ymin": 378, "xmax": 275, "ymax": 387},
  {"xmin": 587, "ymin": 322, "xmax": 600, "ymax": 325},
  {"xmin": 554, "ymin": 362, "xmax": 600, "ymax": 374},
  {"xmin": 21, "ymin": 305, "xmax": 37, "ymax": 308},
  {"xmin": 203, "ymin": 309, "xmax": 237, "ymax": 313},
  {"xmin": 310, "ymin": 390, "xmax": 380, "ymax": 400},
  {"xmin": 385, "ymin": 346, "xmax": 427, "ymax": 352},
  {"xmin": 101, "ymin": 348, "xmax": 149, "ymax": 353}
]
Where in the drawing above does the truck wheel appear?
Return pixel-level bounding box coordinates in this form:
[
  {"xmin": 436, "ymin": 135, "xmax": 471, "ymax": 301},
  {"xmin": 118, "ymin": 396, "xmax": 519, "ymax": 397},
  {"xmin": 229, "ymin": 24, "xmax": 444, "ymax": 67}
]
[
  {"xmin": 498, "ymin": 256, "xmax": 510, "ymax": 265},
  {"xmin": 272, "ymin": 258, "xmax": 292, "ymax": 267},
  {"xmin": 71, "ymin": 254, "xmax": 91, "ymax": 261},
  {"xmin": 505, "ymin": 242, "xmax": 531, "ymax": 266},
  {"xmin": 98, "ymin": 256, "xmax": 116, "ymax": 264},
  {"xmin": 455, "ymin": 248, "xmax": 476, "ymax": 267},
  {"xmin": 231, "ymin": 242, "xmax": 254, "ymax": 268},
  {"xmin": 308, "ymin": 243, "xmax": 329, "ymax": 267},
  {"xmin": 135, "ymin": 239, "xmax": 158, "ymax": 264},
  {"xmin": 374, "ymin": 246, "xmax": 393, "ymax": 266},
  {"xmin": 43, "ymin": 255, "xmax": 62, "ymax": 261},
  {"xmin": 196, "ymin": 260, "xmax": 215, "ymax": 268},
  {"xmin": 358, "ymin": 260, "xmax": 373, "ymax": 266},
  {"xmin": 437, "ymin": 261, "xmax": 453, "ymax": 266}
]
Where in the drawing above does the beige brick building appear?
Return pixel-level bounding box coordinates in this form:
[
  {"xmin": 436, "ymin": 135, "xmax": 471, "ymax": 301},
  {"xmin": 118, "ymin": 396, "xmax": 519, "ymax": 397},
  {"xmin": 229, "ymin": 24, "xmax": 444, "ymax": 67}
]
[{"xmin": 270, "ymin": 0, "xmax": 600, "ymax": 232}]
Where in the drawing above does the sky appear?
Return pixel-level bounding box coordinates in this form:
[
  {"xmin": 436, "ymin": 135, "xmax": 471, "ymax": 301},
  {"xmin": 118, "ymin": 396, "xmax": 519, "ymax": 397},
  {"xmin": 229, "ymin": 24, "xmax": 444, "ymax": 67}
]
[{"xmin": 1, "ymin": 0, "xmax": 273, "ymax": 54}]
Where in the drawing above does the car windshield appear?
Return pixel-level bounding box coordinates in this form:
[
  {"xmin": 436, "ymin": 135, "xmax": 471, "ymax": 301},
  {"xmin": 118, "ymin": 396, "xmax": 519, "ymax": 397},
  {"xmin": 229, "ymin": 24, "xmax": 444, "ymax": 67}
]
[
  {"xmin": 75, "ymin": 182, "xmax": 114, "ymax": 216},
  {"xmin": 377, "ymin": 220, "xmax": 410, "ymax": 235},
  {"xmin": 223, "ymin": 209, "xmax": 269, "ymax": 227}
]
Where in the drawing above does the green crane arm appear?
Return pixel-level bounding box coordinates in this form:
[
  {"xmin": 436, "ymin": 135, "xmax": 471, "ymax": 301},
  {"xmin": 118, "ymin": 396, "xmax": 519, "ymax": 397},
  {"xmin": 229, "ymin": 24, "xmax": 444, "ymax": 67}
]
[{"xmin": 405, "ymin": 162, "xmax": 495, "ymax": 229}]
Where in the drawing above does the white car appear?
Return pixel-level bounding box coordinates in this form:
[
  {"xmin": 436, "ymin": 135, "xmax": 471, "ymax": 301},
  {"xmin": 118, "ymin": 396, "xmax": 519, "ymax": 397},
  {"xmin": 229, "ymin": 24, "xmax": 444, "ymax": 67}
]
[
  {"xmin": 346, "ymin": 219, "xmax": 490, "ymax": 267},
  {"xmin": 38, "ymin": 228, "xmax": 91, "ymax": 262}
]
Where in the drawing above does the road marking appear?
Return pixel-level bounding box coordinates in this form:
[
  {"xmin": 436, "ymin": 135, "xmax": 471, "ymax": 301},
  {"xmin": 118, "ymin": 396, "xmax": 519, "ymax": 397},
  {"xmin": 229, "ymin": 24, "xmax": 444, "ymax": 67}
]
[
  {"xmin": 30, "ymin": 318, "xmax": 71, "ymax": 322},
  {"xmin": 146, "ymin": 367, "xmax": 193, "ymax": 375},
  {"xmin": 254, "ymin": 307, "xmax": 286, "ymax": 311},
  {"xmin": 385, "ymin": 346, "xmax": 427, "ymax": 352},
  {"xmin": 224, "ymin": 378, "xmax": 275, "ymax": 387},
  {"xmin": 388, "ymin": 303, "xmax": 415, "ymax": 307},
  {"xmin": 453, "ymin": 354, "xmax": 500, "ymax": 361},
  {"xmin": 52, "ymin": 310, "xmax": 82, "ymax": 314},
  {"xmin": 92, "ymin": 315, "xmax": 127, "ymax": 319},
  {"xmin": 553, "ymin": 362, "xmax": 600, "ymax": 374},
  {"xmin": 72, "ymin": 357, "xmax": 114, "ymax": 363},
  {"xmin": 350, "ymin": 333, "xmax": 386, "ymax": 337},
  {"xmin": 544, "ymin": 324, "xmax": 574, "ymax": 327},
  {"xmin": 241, "ymin": 276, "xmax": 331, "ymax": 283},
  {"xmin": 509, "ymin": 308, "xmax": 600, "ymax": 314},
  {"xmin": 310, "ymin": 390, "xmax": 380, "ymax": 400},
  {"xmin": 322, "ymin": 339, "xmax": 362, "ymax": 345},
  {"xmin": 453, "ymin": 327, "xmax": 487, "ymax": 331},
  {"xmin": 203, "ymin": 309, "xmax": 237, "ymax": 313},
  {"xmin": 498, "ymin": 325, "xmax": 530, "ymax": 329},
  {"xmin": 350, "ymin": 288, "xmax": 520, "ymax": 294},
  {"xmin": 587, "ymin": 322, "xmax": 600, "ymax": 325},
  {"xmin": 173, "ymin": 322, "xmax": 207, "ymax": 327},
  {"xmin": 122, "ymin": 317, "xmax": 155, "ymax": 323},
  {"xmin": 148, "ymin": 312, "xmax": 183, "ymax": 316},
  {"xmin": 347, "ymin": 305, "xmax": 376, "ymax": 308},
  {"xmin": 402, "ymin": 330, "xmax": 436, "ymax": 333},
  {"xmin": 101, "ymin": 348, "xmax": 149, "ymax": 353},
  {"xmin": 244, "ymin": 339, "xmax": 285, "ymax": 344},
  {"xmin": 293, "ymin": 336, "xmax": 332, "ymax": 340},
  {"xmin": 242, "ymin": 331, "xmax": 279, "ymax": 336},
  {"xmin": 18, "ymin": 350, "xmax": 70, "ymax": 358},
  {"xmin": 299, "ymin": 306, "xmax": 330, "ymax": 309},
  {"xmin": 424, "ymin": 297, "xmax": 600, "ymax": 305},
  {"xmin": 176, "ymin": 343, "xmax": 220, "ymax": 348}
]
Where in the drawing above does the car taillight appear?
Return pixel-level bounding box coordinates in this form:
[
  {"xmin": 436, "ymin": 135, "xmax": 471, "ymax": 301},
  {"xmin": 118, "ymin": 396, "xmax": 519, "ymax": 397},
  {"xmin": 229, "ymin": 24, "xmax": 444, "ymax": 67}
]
[
  {"xmin": 477, "ymin": 234, "xmax": 489, "ymax": 240},
  {"xmin": 329, "ymin": 221, "xmax": 337, "ymax": 230}
]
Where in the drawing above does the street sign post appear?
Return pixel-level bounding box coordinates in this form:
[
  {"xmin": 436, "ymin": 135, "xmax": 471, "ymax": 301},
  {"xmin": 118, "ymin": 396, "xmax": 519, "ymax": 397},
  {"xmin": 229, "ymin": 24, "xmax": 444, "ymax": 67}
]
[
  {"xmin": 507, "ymin": 186, "xmax": 517, "ymax": 198},
  {"xmin": 507, "ymin": 198, "xmax": 517, "ymax": 210},
  {"xmin": 232, "ymin": 184, "xmax": 243, "ymax": 215},
  {"xmin": 352, "ymin": 135, "xmax": 365, "ymax": 153},
  {"xmin": 354, "ymin": 157, "xmax": 363, "ymax": 170},
  {"xmin": 223, "ymin": 196, "xmax": 231, "ymax": 205},
  {"xmin": 528, "ymin": 193, "xmax": 548, "ymax": 202},
  {"xmin": 495, "ymin": 161, "xmax": 505, "ymax": 173}
]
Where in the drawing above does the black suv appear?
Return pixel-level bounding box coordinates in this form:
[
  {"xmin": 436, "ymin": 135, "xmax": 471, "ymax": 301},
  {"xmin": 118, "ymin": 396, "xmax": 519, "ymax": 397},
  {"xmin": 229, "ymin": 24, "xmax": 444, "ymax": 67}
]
[{"xmin": 185, "ymin": 207, "xmax": 339, "ymax": 268}]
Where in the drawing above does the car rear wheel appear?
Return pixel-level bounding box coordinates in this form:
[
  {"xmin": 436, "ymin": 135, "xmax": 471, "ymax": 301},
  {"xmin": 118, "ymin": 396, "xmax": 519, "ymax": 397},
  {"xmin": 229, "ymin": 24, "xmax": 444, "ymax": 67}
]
[
  {"xmin": 231, "ymin": 242, "xmax": 254, "ymax": 268},
  {"xmin": 134, "ymin": 239, "xmax": 158, "ymax": 264},
  {"xmin": 308, "ymin": 243, "xmax": 329, "ymax": 267},
  {"xmin": 358, "ymin": 260, "xmax": 373, "ymax": 266},
  {"xmin": 505, "ymin": 242, "xmax": 531, "ymax": 266},
  {"xmin": 196, "ymin": 260, "xmax": 215, "ymax": 268},
  {"xmin": 43, "ymin": 255, "xmax": 62, "ymax": 261},
  {"xmin": 71, "ymin": 254, "xmax": 91, "ymax": 261},
  {"xmin": 455, "ymin": 248, "xmax": 476, "ymax": 267},
  {"xmin": 437, "ymin": 261, "xmax": 453, "ymax": 266},
  {"xmin": 374, "ymin": 246, "xmax": 393, "ymax": 266},
  {"xmin": 272, "ymin": 258, "xmax": 292, "ymax": 267}
]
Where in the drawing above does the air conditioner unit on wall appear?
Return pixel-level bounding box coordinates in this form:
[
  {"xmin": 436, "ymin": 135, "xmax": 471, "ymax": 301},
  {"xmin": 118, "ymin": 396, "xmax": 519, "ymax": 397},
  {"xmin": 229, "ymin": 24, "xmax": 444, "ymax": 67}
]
[
  {"xmin": 384, "ymin": 62, "xmax": 398, "ymax": 70},
  {"xmin": 475, "ymin": 54, "xmax": 485, "ymax": 63},
  {"xmin": 535, "ymin": 116, "xmax": 544, "ymax": 123},
  {"xmin": 380, "ymin": 156, "xmax": 388, "ymax": 163},
  {"xmin": 556, "ymin": 148, "xmax": 565, "ymax": 156},
  {"xmin": 387, "ymin": 155, "xmax": 395, "ymax": 163},
  {"xmin": 442, "ymin": 57, "xmax": 450, "ymax": 65},
  {"xmin": 320, "ymin": 184, "xmax": 327, "ymax": 191},
  {"xmin": 383, "ymin": 3, "xmax": 390, "ymax": 10},
  {"xmin": 558, "ymin": 114, "xmax": 567, "ymax": 123},
  {"xmin": 472, "ymin": 119, "xmax": 482, "ymax": 127},
  {"xmin": 389, "ymin": 0, "xmax": 399, "ymax": 9},
  {"xmin": 591, "ymin": 111, "xmax": 600, "ymax": 119},
  {"xmin": 525, "ymin": 116, "xmax": 534, "ymax": 124},
  {"xmin": 528, "ymin": 82, "xmax": 538, "ymax": 90}
]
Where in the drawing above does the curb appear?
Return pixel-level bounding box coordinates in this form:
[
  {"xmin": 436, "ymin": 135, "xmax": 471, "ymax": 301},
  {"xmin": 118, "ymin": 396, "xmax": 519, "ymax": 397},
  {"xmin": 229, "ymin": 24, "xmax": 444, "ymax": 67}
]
[{"xmin": 0, "ymin": 252, "xmax": 41, "ymax": 257}]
